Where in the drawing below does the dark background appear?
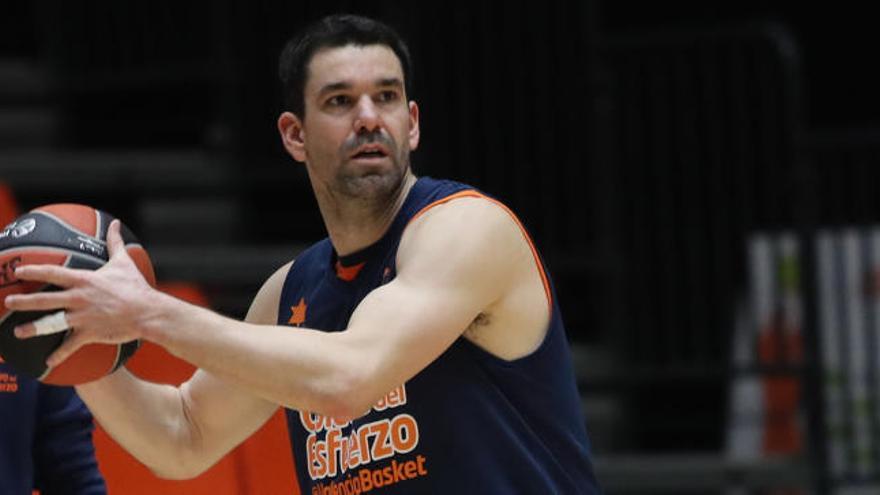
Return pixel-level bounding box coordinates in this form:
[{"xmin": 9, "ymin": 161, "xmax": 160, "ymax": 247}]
[
  {"xmin": 2, "ymin": 0, "xmax": 878, "ymax": 488},
  {"xmin": 600, "ymin": 1, "xmax": 880, "ymax": 129}
]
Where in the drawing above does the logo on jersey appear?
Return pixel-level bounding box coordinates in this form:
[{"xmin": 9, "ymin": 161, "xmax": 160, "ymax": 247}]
[
  {"xmin": 302, "ymin": 383, "xmax": 429, "ymax": 493},
  {"xmin": 289, "ymin": 298, "xmax": 307, "ymax": 326},
  {"xmin": 0, "ymin": 368, "xmax": 18, "ymax": 393}
]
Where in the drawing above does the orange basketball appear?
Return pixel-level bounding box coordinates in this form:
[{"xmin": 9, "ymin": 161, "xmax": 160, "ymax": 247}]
[{"xmin": 0, "ymin": 204, "xmax": 155, "ymax": 385}]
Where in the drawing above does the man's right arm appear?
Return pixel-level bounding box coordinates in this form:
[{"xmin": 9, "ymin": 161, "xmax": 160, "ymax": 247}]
[{"xmin": 73, "ymin": 262, "xmax": 292, "ymax": 479}]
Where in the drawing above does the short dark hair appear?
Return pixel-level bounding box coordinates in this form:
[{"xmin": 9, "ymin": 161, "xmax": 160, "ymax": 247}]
[{"xmin": 278, "ymin": 14, "xmax": 413, "ymax": 118}]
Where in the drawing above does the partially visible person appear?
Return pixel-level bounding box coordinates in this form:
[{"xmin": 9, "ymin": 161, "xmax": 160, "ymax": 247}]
[{"xmin": 0, "ymin": 357, "xmax": 106, "ymax": 495}]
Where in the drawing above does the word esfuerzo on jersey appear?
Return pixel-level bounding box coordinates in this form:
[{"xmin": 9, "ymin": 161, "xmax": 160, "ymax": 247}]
[{"xmin": 301, "ymin": 383, "xmax": 427, "ymax": 494}]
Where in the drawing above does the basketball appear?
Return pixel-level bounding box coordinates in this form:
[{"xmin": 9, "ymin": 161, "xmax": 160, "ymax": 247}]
[{"xmin": 0, "ymin": 204, "xmax": 155, "ymax": 385}]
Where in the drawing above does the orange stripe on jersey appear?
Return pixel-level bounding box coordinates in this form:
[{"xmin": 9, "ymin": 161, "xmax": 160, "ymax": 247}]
[
  {"xmin": 407, "ymin": 190, "xmax": 552, "ymax": 310},
  {"xmin": 335, "ymin": 260, "xmax": 366, "ymax": 282}
]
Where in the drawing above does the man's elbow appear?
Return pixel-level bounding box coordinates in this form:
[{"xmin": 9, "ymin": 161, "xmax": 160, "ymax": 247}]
[
  {"xmin": 142, "ymin": 426, "xmax": 218, "ymax": 480},
  {"xmin": 309, "ymin": 370, "xmax": 375, "ymax": 423}
]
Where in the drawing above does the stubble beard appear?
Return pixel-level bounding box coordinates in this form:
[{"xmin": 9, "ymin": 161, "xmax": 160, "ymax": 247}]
[
  {"xmin": 331, "ymin": 155, "xmax": 408, "ymax": 220},
  {"xmin": 333, "ymin": 133, "xmax": 410, "ymax": 209}
]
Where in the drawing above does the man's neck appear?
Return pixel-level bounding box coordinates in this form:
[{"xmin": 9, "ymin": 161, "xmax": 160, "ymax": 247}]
[{"xmin": 317, "ymin": 172, "xmax": 417, "ymax": 257}]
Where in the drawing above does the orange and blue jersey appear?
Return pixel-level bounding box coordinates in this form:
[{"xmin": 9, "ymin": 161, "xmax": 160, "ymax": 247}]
[
  {"xmin": 0, "ymin": 359, "xmax": 106, "ymax": 494},
  {"xmin": 278, "ymin": 177, "xmax": 601, "ymax": 494}
]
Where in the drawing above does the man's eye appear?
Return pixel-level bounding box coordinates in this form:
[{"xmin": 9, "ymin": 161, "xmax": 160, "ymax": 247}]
[
  {"xmin": 377, "ymin": 91, "xmax": 398, "ymax": 103},
  {"xmin": 327, "ymin": 95, "xmax": 351, "ymax": 107}
]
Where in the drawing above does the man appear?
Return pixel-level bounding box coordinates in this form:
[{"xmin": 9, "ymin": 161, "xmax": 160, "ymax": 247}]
[
  {"xmin": 6, "ymin": 14, "xmax": 602, "ymax": 494},
  {"xmin": 0, "ymin": 357, "xmax": 106, "ymax": 494}
]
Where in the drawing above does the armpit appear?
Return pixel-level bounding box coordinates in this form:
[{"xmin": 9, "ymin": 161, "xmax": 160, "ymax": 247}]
[{"xmin": 463, "ymin": 312, "xmax": 491, "ymax": 343}]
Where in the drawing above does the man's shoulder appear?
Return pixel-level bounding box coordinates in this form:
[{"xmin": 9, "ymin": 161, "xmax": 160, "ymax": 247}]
[{"xmin": 404, "ymin": 176, "xmax": 485, "ymax": 222}]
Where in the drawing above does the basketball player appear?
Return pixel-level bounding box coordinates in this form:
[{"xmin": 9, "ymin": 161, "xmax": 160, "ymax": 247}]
[
  {"xmin": 6, "ymin": 14, "xmax": 602, "ymax": 494},
  {"xmin": 0, "ymin": 358, "xmax": 106, "ymax": 494}
]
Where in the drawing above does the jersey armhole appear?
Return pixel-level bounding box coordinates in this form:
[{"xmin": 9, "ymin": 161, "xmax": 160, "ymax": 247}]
[{"xmin": 406, "ymin": 190, "xmax": 553, "ymax": 312}]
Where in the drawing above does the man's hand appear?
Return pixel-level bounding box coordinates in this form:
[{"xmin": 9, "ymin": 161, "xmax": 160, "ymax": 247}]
[{"xmin": 4, "ymin": 220, "xmax": 156, "ymax": 367}]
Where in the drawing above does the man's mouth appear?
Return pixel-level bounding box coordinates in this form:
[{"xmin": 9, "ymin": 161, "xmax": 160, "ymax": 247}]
[
  {"xmin": 351, "ymin": 145, "xmax": 389, "ymax": 159},
  {"xmin": 353, "ymin": 150, "xmax": 386, "ymax": 158}
]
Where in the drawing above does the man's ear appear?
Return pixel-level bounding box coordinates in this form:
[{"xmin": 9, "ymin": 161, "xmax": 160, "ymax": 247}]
[
  {"xmin": 408, "ymin": 101, "xmax": 420, "ymax": 151},
  {"xmin": 278, "ymin": 111, "xmax": 307, "ymax": 162}
]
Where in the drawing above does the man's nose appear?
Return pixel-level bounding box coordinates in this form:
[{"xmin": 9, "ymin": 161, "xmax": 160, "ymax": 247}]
[{"xmin": 353, "ymin": 95, "xmax": 381, "ymax": 133}]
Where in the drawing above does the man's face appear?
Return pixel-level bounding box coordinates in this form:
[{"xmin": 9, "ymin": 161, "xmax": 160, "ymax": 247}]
[{"xmin": 299, "ymin": 44, "xmax": 419, "ymax": 200}]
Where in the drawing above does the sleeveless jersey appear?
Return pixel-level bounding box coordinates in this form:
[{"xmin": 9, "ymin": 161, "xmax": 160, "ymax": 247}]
[{"xmin": 277, "ymin": 177, "xmax": 601, "ymax": 494}]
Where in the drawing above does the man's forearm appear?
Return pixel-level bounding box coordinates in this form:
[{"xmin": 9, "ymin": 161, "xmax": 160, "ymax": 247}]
[
  {"xmin": 141, "ymin": 298, "xmax": 363, "ymax": 421},
  {"xmin": 76, "ymin": 368, "xmax": 204, "ymax": 479}
]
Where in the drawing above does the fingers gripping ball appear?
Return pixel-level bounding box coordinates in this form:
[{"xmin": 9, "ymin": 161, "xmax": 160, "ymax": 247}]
[{"xmin": 0, "ymin": 204, "xmax": 155, "ymax": 385}]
